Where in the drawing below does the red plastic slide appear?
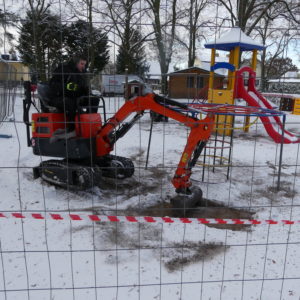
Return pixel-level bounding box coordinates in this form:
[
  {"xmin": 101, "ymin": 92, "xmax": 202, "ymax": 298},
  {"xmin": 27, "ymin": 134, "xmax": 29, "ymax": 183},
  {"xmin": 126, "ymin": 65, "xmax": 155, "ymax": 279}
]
[{"xmin": 235, "ymin": 67, "xmax": 299, "ymax": 144}]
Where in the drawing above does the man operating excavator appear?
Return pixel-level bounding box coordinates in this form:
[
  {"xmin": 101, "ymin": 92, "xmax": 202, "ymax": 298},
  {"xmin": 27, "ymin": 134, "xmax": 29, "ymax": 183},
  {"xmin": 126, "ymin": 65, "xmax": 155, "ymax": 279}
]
[{"xmin": 49, "ymin": 54, "xmax": 100, "ymax": 128}]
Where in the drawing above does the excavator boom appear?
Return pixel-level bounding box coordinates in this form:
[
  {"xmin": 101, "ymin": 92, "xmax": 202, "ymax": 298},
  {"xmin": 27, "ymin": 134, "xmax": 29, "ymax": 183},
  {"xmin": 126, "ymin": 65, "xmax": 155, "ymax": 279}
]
[{"xmin": 96, "ymin": 92, "xmax": 215, "ymax": 193}]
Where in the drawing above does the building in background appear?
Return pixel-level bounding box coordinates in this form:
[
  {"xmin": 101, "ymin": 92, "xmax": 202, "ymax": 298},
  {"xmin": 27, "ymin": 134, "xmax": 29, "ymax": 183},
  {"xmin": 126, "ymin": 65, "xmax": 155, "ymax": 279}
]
[
  {"xmin": 0, "ymin": 54, "xmax": 30, "ymax": 85},
  {"xmin": 268, "ymin": 71, "xmax": 300, "ymax": 94},
  {"xmin": 240, "ymin": 59, "xmax": 262, "ymax": 87},
  {"xmin": 168, "ymin": 66, "xmax": 224, "ymax": 99}
]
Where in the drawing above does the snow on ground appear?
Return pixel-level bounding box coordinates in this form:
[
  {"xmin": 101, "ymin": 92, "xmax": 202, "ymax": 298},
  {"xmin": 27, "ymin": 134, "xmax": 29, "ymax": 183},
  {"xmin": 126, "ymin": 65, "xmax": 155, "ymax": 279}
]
[{"xmin": 0, "ymin": 91, "xmax": 300, "ymax": 300}]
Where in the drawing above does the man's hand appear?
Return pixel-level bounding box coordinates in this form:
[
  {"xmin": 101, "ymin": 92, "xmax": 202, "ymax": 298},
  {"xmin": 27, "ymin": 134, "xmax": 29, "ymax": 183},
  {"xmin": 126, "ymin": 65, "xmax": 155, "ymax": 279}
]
[{"xmin": 66, "ymin": 82, "xmax": 78, "ymax": 91}]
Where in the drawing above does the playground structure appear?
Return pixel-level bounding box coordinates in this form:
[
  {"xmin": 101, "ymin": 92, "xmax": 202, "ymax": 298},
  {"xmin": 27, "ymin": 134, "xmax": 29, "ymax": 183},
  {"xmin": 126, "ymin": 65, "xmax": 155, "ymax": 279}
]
[
  {"xmin": 235, "ymin": 67, "xmax": 299, "ymax": 143},
  {"xmin": 184, "ymin": 27, "xmax": 300, "ymax": 184},
  {"xmin": 203, "ymin": 27, "xmax": 300, "ymax": 144}
]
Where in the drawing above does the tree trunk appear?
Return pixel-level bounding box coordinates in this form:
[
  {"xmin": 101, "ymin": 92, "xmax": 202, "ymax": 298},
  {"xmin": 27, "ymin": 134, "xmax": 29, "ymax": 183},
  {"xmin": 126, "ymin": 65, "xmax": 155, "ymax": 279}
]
[{"xmin": 260, "ymin": 48, "xmax": 267, "ymax": 91}]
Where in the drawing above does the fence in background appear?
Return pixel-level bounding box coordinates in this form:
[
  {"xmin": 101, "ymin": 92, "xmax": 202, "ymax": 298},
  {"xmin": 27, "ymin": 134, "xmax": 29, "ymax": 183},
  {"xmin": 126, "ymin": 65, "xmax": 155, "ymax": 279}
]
[{"xmin": 0, "ymin": 58, "xmax": 17, "ymax": 125}]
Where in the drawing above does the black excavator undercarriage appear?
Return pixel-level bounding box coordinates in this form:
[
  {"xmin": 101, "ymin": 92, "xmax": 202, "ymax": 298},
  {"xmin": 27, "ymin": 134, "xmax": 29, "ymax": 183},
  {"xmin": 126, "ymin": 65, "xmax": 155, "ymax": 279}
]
[{"xmin": 33, "ymin": 154, "xmax": 135, "ymax": 190}]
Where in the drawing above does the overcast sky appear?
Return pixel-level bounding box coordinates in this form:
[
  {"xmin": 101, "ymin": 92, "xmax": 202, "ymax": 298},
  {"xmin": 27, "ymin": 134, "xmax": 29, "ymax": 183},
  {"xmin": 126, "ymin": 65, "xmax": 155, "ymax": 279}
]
[{"xmin": 1, "ymin": 0, "xmax": 299, "ymax": 72}]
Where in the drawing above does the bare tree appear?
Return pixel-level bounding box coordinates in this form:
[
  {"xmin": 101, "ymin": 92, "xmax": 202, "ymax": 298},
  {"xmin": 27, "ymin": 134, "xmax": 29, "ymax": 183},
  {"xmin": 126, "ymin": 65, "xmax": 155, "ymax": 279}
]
[
  {"xmin": 100, "ymin": 0, "xmax": 150, "ymax": 69},
  {"xmin": 65, "ymin": 0, "xmax": 107, "ymax": 73},
  {"xmin": 101, "ymin": 0, "xmax": 145, "ymax": 39},
  {"xmin": 101, "ymin": 0, "xmax": 180, "ymax": 92},
  {"xmin": 146, "ymin": 0, "xmax": 180, "ymax": 93},
  {"xmin": 0, "ymin": 9, "xmax": 17, "ymax": 51},
  {"xmin": 64, "ymin": 0, "xmax": 98, "ymax": 73},
  {"xmin": 174, "ymin": 0, "xmax": 209, "ymax": 67},
  {"xmin": 258, "ymin": 23, "xmax": 299, "ymax": 89},
  {"xmin": 217, "ymin": 0, "xmax": 300, "ymax": 35},
  {"xmin": 86, "ymin": 0, "xmax": 96, "ymax": 72},
  {"xmin": 211, "ymin": 0, "xmax": 300, "ymax": 92},
  {"xmin": 249, "ymin": 2, "xmax": 300, "ymax": 90}
]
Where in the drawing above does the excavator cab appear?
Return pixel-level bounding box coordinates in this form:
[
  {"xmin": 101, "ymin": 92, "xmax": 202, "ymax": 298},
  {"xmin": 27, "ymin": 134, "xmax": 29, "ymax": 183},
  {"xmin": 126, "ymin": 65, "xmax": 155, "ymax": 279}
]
[{"xmin": 29, "ymin": 83, "xmax": 106, "ymax": 160}]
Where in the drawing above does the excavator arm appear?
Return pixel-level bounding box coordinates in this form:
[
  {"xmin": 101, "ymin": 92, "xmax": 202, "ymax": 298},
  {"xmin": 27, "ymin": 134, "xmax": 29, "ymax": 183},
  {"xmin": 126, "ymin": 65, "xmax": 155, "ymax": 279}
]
[{"xmin": 96, "ymin": 92, "xmax": 215, "ymax": 194}]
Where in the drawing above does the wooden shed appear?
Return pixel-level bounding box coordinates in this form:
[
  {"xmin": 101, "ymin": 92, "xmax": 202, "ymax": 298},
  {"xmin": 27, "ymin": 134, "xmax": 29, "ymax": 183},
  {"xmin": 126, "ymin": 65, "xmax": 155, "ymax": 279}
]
[{"xmin": 168, "ymin": 67, "xmax": 224, "ymax": 99}]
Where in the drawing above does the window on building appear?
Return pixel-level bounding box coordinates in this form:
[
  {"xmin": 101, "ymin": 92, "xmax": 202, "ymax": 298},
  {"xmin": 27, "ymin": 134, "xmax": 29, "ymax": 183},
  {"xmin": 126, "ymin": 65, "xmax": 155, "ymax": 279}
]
[
  {"xmin": 187, "ymin": 76, "xmax": 194, "ymax": 88},
  {"xmin": 187, "ymin": 75, "xmax": 204, "ymax": 88},
  {"xmin": 197, "ymin": 76, "xmax": 204, "ymax": 88}
]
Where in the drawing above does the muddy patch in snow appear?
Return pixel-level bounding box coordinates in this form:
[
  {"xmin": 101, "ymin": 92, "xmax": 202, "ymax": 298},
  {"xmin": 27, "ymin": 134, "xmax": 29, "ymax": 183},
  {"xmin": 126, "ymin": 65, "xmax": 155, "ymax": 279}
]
[
  {"xmin": 94, "ymin": 222, "xmax": 227, "ymax": 272},
  {"xmin": 163, "ymin": 241, "xmax": 227, "ymax": 272},
  {"xmin": 240, "ymin": 180, "xmax": 297, "ymax": 204},
  {"xmin": 99, "ymin": 166, "xmax": 170, "ymax": 199}
]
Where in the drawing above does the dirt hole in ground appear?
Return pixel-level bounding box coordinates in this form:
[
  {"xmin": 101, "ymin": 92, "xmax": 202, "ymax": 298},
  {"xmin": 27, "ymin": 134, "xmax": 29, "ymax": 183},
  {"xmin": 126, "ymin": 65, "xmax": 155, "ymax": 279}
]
[{"xmin": 127, "ymin": 198, "xmax": 255, "ymax": 231}]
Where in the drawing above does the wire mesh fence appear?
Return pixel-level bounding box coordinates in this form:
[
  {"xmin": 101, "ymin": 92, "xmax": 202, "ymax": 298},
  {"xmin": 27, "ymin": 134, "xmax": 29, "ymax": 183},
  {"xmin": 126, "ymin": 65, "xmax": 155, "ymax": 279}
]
[{"xmin": 1, "ymin": 0, "xmax": 300, "ymax": 299}]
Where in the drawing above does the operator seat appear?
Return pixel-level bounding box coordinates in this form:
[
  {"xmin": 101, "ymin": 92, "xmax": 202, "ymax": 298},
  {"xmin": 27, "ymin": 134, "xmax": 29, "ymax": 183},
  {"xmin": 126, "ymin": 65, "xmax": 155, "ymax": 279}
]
[{"xmin": 37, "ymin": 83, "xmax": 61, "ymax": 113}]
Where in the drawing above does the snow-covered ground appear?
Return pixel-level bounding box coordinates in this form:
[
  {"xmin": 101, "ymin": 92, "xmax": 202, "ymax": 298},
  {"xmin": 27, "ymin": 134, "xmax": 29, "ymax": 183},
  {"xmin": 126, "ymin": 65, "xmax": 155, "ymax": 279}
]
[{"xmin": 0, "ymin": 91, "xmax": 300, "ymax": 300}]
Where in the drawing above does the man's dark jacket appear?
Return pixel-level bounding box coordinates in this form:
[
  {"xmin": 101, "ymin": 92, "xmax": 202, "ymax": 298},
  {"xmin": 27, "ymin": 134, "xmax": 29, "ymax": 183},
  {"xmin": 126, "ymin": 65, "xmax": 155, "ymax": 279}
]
[
  {"xmin": 49, "ymin": 61, "xmax": 89, "ymax": 99},
  {"xmin": 48, "ymin": 61, "xmax": 90, "ymax": 117}
]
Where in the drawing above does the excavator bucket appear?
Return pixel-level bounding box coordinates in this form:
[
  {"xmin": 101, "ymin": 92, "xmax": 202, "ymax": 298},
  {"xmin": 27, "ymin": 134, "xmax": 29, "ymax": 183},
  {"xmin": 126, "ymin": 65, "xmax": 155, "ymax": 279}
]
[{"xmin": 170, "ymin": 186, "xmax": 203, "ymax": 215}]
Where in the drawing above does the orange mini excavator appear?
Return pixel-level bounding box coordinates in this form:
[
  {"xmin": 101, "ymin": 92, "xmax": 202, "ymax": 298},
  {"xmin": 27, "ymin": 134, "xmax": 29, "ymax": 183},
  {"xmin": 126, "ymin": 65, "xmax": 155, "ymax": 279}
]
[{"xmin": 23, "ymin": 81, "xmax": 215, "ymax": 208}]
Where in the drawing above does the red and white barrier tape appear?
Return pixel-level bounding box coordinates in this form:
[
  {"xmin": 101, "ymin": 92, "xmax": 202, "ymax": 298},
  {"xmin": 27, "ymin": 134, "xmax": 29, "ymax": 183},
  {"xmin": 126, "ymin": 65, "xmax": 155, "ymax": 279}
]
[{"xmin": 0, "ymin": 212, "xmax": 298, "ymax": 225}]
